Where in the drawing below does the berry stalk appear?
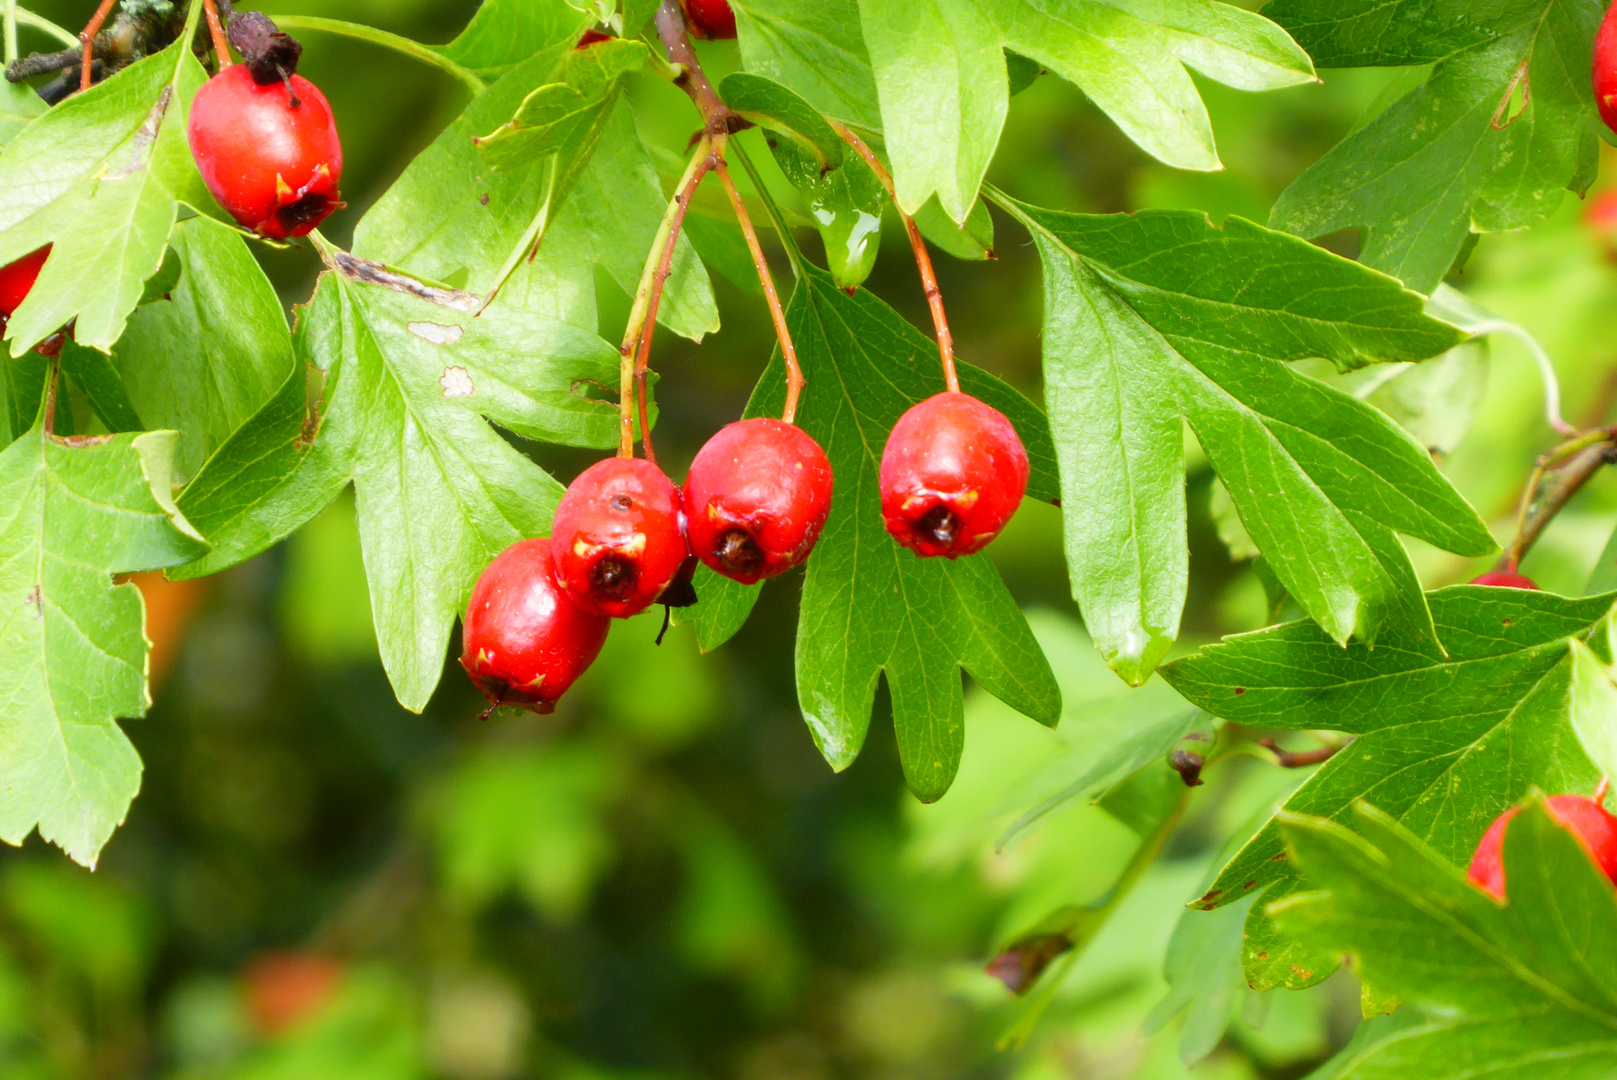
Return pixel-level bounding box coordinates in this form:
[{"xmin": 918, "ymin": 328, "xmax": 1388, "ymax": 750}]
[
  {"xmin": 827, "ymin": 119, "xmax": 960, "ymax": 393},
  {"xmin": 1502, "ymin": 426, "xmax": 1617, "ymax": 573},
  {"xmin": 76, "ymin": 0, "xmax": 116, "ymax": 90},
  {"xmin": 200, "ymin": 0, "xmax": 231, "ymax": 68},
  {"xmin": 711, "ymin": 148, "xmax": 804, "ymax": 423},
  {"xmin": 617, "ymin": 135, "xmax": 716, "ymax": 461}
]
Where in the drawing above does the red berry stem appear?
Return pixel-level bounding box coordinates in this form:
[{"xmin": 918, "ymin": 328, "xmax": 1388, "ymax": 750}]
[
  {"xmin": 653, "ymin": 1, "xmax": 737, "ymax": 137},
  {"xmin": 76, "ymin": 0, "xmax": 118, "ymax": 91},
  {"xmin": 617, "ymin": 136, "xmax": 717, "ymax": 464},
  {"xmin": 711, "ymin": 146, "xmax": 805, "ymax": 423},
  {"xmin": 827, "ymin": 119, "xmax": 960, "ymax": 394},
  {"xmin": 200, "ymin": 0, "xmax": 233, "ymax": 70}
]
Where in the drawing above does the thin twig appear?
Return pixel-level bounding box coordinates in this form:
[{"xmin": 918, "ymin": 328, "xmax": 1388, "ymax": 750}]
[
  {"xmin": 1256, "ymin": 737, "xmax": 1347, "ymax": 769},
  {"xmin": 1503, "ymin": 430, "xmax": 1617, "ymax": 571},
  {"xmin": 42, "ymin": 355, "xmax": 58, "ymax": 436},
  {"xmin": 616, "ymin": 137, "xmax": 715, "ymax": 460},
  {"xmin": 200, "ymin": 0, "xmax": 231, "ymax": 66},
  {"xmin": 77, "ymin": 0, "xmax": 116, "ymax": 90},
  {"xmin": 826, "ymin": 118, "xmax": 960, "ymax": 392},
  {"xmin": 713, "ymin": 152, "xmax": 803, "ymax": 422}
]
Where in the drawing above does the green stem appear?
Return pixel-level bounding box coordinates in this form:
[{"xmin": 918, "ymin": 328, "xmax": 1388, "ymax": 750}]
[
  {"xmin": 3, "ymin": 0, "xmax": 15, "ymax": 65},
  {"xmin": 269, "ymin": 15, "xmax": 484, "ymax": 95},
  {"xmin": 728, "ymin": 138, "xmax": 807, "ymax": 280}
]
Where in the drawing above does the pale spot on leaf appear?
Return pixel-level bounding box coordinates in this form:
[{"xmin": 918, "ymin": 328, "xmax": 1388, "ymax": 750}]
[{"xmin": 440, "ymin": 366, "xmax": 475, "ymax": 397}]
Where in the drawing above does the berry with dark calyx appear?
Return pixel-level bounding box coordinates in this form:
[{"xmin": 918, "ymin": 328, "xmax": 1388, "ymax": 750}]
[
  {"xmin": 577, "ymin": 28, "xmax": 613, "ymax": 48},
  {"xmin": 684, "ymin": 419, "xmax": 834, "ymax": 585},
  {"xmin": 1597, "ymin": 1, "xmax": 1617, "ymax": 136},
  {"xmin": 461, "ymin": 538, "xmax": 610, "ymax": 715},
  {"xmin": 879, "ymin": 391, "xmax": 1029, "ymax": 559},
  {"xmin": 0, "ymin": 246, "xmax": 49, "ymax": 321},
  {"xmin": 552, "ymin": 457, "xmax": 689, "ymax": 618},
  {"xmin": 1470, "ymin": 570, "xmax": 1539, "ymax": 590},
  {"xmin": 1467, "ymin": 793, "xmax": 1617, "ymax": 900},
  {"xmin": 188, "ymin": 64, "xmax": 343, "ymax": 238},
  {"xmin": 682, "ymin": 0, "xmax": 737, "ymax": 39}
]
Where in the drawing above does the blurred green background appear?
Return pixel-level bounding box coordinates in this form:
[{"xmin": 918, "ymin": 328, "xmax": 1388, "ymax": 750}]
[{"xmin": 5, "ymin": 2, "xmax": 1617, "ymax": 1077}]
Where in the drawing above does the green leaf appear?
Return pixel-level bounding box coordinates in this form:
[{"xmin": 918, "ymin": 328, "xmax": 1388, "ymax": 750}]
[
  {"xmin": 1569, "ymin": 638, "xmax": 1617, "ymax": 786},
  {"xmin": 732, "ymin": 0, "xmax": 881, "ymax": 127},
  {"xmin": 354, "ymin": 59, "xmax": 716, "ymax": 340},
  {"xmin": 171, "ymin": 365, "xmax": 347, "ymax": 582},
  {"xmin": 915, "ymin": 195, "xmax": 995, "ymax": 261},
  {"xmin": 0, "ymin": 351, "xmax": 49, "ymax": 444},
  {"xmin": 0, "ymin": 34, "xmax": 211, "ymax": 354},
  {"xmin": 432, "ymin": 0, "xmax": 590, "ymax": 79},
  {"xmin": 297, "ymin": 248, "xmax": 620, "ymax": 710},
  {"xmin": 1276, "ymin": 800, "xmax": 1617, "ymax": 1078},
  {"xmin": 860, "ymin": 0, "xmax": 1316, "ymax": 222},
  {"xmin": 1163, "ymin": 587, "xmax": 1614, "ymax": 922},
  {"xmin": 0, "ymin": 420, "xmax": 206, "ymax": 866},
  {"xmin": 1000, "ymin": 198, "xmax": 1492, "ymax": 684},
  {"xmin": 1267, "ymin": 0, "xmax": 1605, "ymax": 294},
  {"xmin": 112, "ymin": 216, "xmax": 294, "ymax": 480},
  {"xmin": 769, "ymin": 136, "xmax": 885, "ymax": 290},
  {"xmin": 1143, "ymin": 896, "xmax": 1255, "ymax": 1065},
  {"xmin": 718, "ymin": 72, "xmax": 847, "ymax": 167},
  {"xmin": 691, "ymin": 267, "xmax": 1060, "ymax": 801},
  {"xmin": 59, "ymin": 338, "xmax": 143, "ymax": 434},
  {"xmin": 0, "ymin": 79, "xmax": 46, "ymax": 149},
  {"xmin": 473, "ymin": 38, "xmax": 648, "ymax": 171}
]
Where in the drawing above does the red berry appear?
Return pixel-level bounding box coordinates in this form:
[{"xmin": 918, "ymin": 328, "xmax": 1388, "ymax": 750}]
[
  {"xmin": 187, "ymin": 64, "xmax": 343, "ymax": 238},
  {"xmin": 0, "ymin": 246, "xmax": 49, "ymax": 319},
  {"xmin": 577, "ymin": 28, "xmax": 613, "ymax": 48},
  {"xmin": 552, "ymin": 457, "xmax": 688, "ymax": 617},
  {"xmin": 1468, "ymin": 794, "xmax": 1617, "ymax": 900},
  {"xmin": 684, "ymin": 419, "xmax": 834, "ymax": 584},
  {"xmin": 683, "ymin": 0, "xmax": 737, "ymax": 39},
  {"xmin": 879, "ymin": 392, "xmax": 1029, "ymax": 558},
  {"xmin": 1597, "ymin": 2, "xmax": 1617, "ymax": 136},
  {"xmin": 1470, "ymin": 570, "xmax": 1539, "ymax": 590},
  {"xmin": 461, "ymin": 538, "xmax": 610, "ymax": 714}
]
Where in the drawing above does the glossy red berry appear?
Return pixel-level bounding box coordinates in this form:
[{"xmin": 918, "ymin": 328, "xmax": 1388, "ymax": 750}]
[
  {"xmin": 879, "ymin": 392, "xmax": 1028, "ymax": 558},
  {"xmin": 1597, "ymin": 2, "xmax": 1617, "ymax": 136},
  {"xmin": 552, "ymin": 457, "xmax": 688, "ymax": 617},
  {"xmin": 1468, "ymin": 794, "xmax": 1617, "ymax": 900},
  {"xmin": 461, "ymin": 538, "xmax": 610, "ymax": 715},
  {"xmin": 0, "ymin": 246, "xmax": 49, "ymax": 320},
  {"xmin": 684, "ymin": 419, "xmax": 834, "ymax": 584},
  {"xmin": 188, "ymin": 64, "xmax": 343, "ymax": 238},
  {"xmin": 577, "ymin": 28, "xmax": 613, "ymax": 48},
  {"xmin": 683, "ymin": 0, "xmax": 737, "ymax": 39},
  {"xmin": 1470, "ymin": 570, "xmax": 1539, "ymax": 590}
]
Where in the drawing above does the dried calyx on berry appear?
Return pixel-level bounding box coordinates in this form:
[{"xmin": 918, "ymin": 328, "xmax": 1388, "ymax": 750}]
[
  {"xmin": 684, "ymin": 419, "xmax": 834, "ymax": 585},
  {"xmin": 225, "ymin": 8, "xmax": 304, "ymax": 90}
]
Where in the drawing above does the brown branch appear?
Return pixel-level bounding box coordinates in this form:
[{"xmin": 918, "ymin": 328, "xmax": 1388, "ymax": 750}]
[
  {"xmin": 1503, "ymin": 431, "xmax": 1617, "ymax": 571},
  {"xmin": 713, "ymin": 154, "xmax": 804, "ymax": 422},
  {"xmin": 653, "ymin": 1, "xmax": 735, "ymax": 134},
  {"xmin": 826, "ymin": 119, "xmax": 960, "ymax": 392},
  {"xmin": 1257, "ymin": 737, "xmax": 1346, "ymax": 769}
]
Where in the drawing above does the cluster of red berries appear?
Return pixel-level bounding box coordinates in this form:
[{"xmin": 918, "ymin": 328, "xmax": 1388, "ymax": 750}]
[
  {"xmin": 1467, "ymin": 788, "xmax": 1617, "ymax": 900},
  {"xmin": 461, "ymin": 392, "xmax": 1029, "ymax": 715}
]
